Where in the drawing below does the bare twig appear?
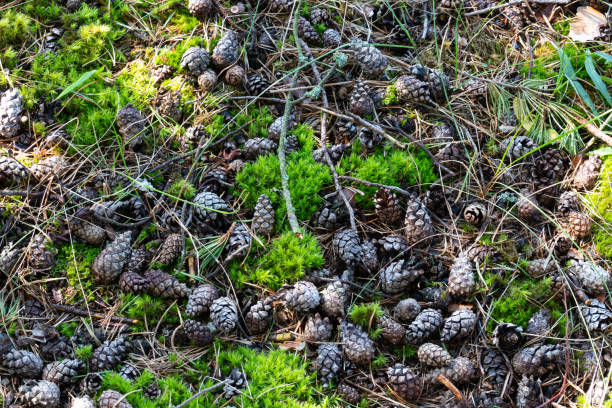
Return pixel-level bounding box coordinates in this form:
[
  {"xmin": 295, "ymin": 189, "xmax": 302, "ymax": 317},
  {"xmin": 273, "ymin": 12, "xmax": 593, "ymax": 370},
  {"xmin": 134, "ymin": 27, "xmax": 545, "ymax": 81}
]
[
  {"xmin": 338, "ymin": 175, "xmax": 414, "ymax": 197},
  {"xmin": 575, "ymin": 116, "xmax": 612, "ymax": 147},
  {"xmin": 172, "ymin": 380, "xmax": 228, "ymax": 408},
  {"xmin": 465, "ymin": 0, "xmax": 569, "ymax": 17},
  {"xmin": 50, "ymin": 303, "xmax": 139, "ymax": 325}
]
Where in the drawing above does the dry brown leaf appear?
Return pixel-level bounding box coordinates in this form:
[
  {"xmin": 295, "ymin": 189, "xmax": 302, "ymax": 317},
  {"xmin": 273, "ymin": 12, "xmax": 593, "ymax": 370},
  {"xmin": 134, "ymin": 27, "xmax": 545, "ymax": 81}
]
[{"xmin": 569, "ymin": 6, "xmax": 607, "ymax": 42}]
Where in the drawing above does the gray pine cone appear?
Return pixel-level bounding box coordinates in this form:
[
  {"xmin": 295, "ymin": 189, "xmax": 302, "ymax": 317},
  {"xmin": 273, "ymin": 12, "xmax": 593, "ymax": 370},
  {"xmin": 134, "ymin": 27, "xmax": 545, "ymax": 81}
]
[
  {"xmin": 0, "ymin": 89, "xmax": 23, "ymax": 138},
  {"xmin": 441, "ymin": 308, "xmax": 476, "ymax": 342},
  {"xmin": 405, "ymin": 308, "xmax": 443, "ymax": 344},
  {"xmin": 210, "ymin": 296, "xmax": 238, "ymax": 332},
  {"xmin": 91, "ymin": 336, "xmax": 130, "ymax": 371},
  {"xmin": 186, "ymin": 284, "xmax": 220, "ymax": 317},
  {"xmin": 91, "ymin": 231, "xmax": 132, "ymax": 283},
  {"xmin": 380, "ymin": 259, "xmax": 424, "ymax": 294},
  {"xmin": 180, "ymin": 46, "xmax": 210, "ymax": 76}
]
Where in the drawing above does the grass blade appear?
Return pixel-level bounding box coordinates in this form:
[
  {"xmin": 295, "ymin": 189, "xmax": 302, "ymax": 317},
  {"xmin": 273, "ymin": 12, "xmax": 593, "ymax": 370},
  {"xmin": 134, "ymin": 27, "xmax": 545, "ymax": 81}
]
[
  {"xmin": 55, "ymin": 69, "xmax": 99, "ymax": 101},
  {"xmin": 595, "ymin": 51, "xmax": 612, "ymax": 65},
  {"xmin": 585, "ymin": 52, "xmax": 612, "ymax": 107},
  {"xmin": 558, "ymin": 47, "xmax": 598, "ymax": 115}
]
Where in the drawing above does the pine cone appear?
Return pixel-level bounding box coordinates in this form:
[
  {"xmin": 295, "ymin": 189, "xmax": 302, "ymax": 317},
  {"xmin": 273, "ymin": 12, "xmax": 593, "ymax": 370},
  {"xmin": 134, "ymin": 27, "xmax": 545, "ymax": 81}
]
[
  {"xmin": 116, "ymin": 104, "xmax": 146, "ymax": 148},
  {"xmin": 144, "ymin": 269, "xmax": 189, "ymax": 298},
  {"xmin": 386, "ymin": 364, "xmax": 423, "ymax": 401},
  {"xmin": 408, "ymin": 64, "xmax": 450, "ymax": 102},
  {"xmin": 0, "ymin": 243, "xmax": 21, "ymax": 274},
  {"xmin": 499, "ymin": 136, "xmax": 535, "ymax": 161},
  {"xmin": 426, "ymin": 357, "xmax": 477, "ymax": 385},
  {"xmin": 0, "ymin": 156, "xmax": 27, "ymax": 186},
  {"xmin": 431, "ymin": 122, "xmax": 457, "ymax": 143},
  {"xmin": 150, "ymin": 64, "xmax": 173, "ymax": 84},
  {"xmin": 268, "ymin": 0, "xmax": 292, "ymax": 11},
  {"xmin": 405, "ymin": 308, "xmax": 443, "ymax": 344},
  {"xmin": 516, "ymin": 375, "xmax": 542, "ymax": 408},
  {"xmin": 338, "ymin": 383, "xmax": 361, "ymax": 404},
  {"xmin": 323, "ymin": 28, "xmax": 342, "ymax": 48},
  {"xmin": 119, "ymin": 364, "xmax": 140, "ymax": 382},
  {"xmin": 492, "ymin": 322, "xmax": 523, "ymax": 350},
  {"xmin": 512, "ymin": 344, "xmax": 564, "ymax": 376},
  {"xmin": 332, "ymin": 228, "xmax": 362, "ymax": 267},
  {"xmin": 0, "ymin": 89, "xmax": 23, "ymax": 138},
  {"xmin": 557, "ymin": 191, "xmax": 581, "ymax": 216},
  {"xmin": 380, "ymin": 260, "xmax": 424, "ymax": 294},
  {"xmin": 71, "ymin": 396, "xmax": 95, "ymax": 408},
  {"xmin": 581, "ymin": 299, "xmax": 612, "ymax": 333},
  {"xmin": 441, "ymin": 308, "xmax": 476, "ymax": 342},
  {"xmin": 569, "ymin": 260, "xmax": 610, "ymax": 295},
  {"xmin": 321, "ymin": 280, "xmax": 346, "ymax": 317},
  {"xmin": 268, "ymin": 114, "xmax": 297, "ymax": 143},
  {"xmin": 463, "ymin": 202, "xmax": 487, "ymax": 226},
  {"xmin": 378, "ymin": 235, "xmax": 409, "ymax": 259},
  {"xmin": 41, "ymin": 336, "xmax": 72, "ymax": 360},
  {"xmin": 404, "ymin": 195, "xmax": 434, "ymax": 246},
  {"xmin": 312, "ymin": 203, "xmax": 345, "ymax": 229},
  {"xmin": 375, "ymin": 187, "xmax": 402, "ymax": 225},
  {"xmin": 30, "ymin": 156, "xmax": 68, "ymax": 180},
  {"xmin": 27, "ymin": 233, "xmax": 56, "ymax": 271},
  {"xmin": 188, "ymin": 0, "xmax": 212, "ymax": 20},
  {"xmin": 91, "ymin": 336, "xmax": 130, "ymax": 371},
  {"xmin": 395, "ymin": 75, "xmax": 433, "ymax": 104},
  {"xmin": 349, "ymin": 37, "xmax": 387, "ymax": 78},
  {"xmin": 1, "ymin": 349, "xmax": 43, "ymax": 377},
  {"xmin": 212, "ymin": 30, "xmax": 239, "ymax": 68},
  {"xmin": 186, "ymin": 284, "xmax": 220, "ymax": 317},
  {"xmin": 183, "ymin": 319, "xmax": 213, "ymax": 347},
  {"xmin": 98, "ymin": 390, "xmax": 132, "ymax": 408},
  {"xmin": 20, "ymin": 380, "xmax": 60, "ymax": 408},
  {"xmin": 144, "ymin": 382, "xmax": 161, "ymax": 400},
  {"xmin": 517, "ymin": 190, "xmax": 540, "ymax": 222},
  {"xmin": 124, "ymin": 248, "xmax": 150, "ymax": 274},
  {"xmin": 91, "ymin": 231, "xmax": 132, "ymax": 283},
  {"xmin": 562, "ymin": 211, "xmax": 591, "ymax": 239},
  {"xmin": 333, "ymin": 119, "xmax": 357, "ymax": 144},
  {"xmin": 225, "ymin": 64, "xmax": 245, "ymax": 85},
  {"xmin": 526, "ymin": 258, "xmax": 556, "ymax": 278},
  {"xmin": 210, "ymin": 296, "xmax": 238, "ymax": 332},
  {"xmin": 526, "ymin": 309, "xmax": 551, "ymax": 337},
  {"xmin": 357, "ymin": 127, "xmax": 382, "ymax": 150},
  {"xmin": 153, "ymin": 233, "xmax": 182, "ymax": 266},
  {"xmin": 376, "ymin": 314, "xmax": 406, "ymax": 345},
  {"xmin": 198, "ymin": 69, "xmax": 218, "ymax": 91},
  {"xmin": 339, "ymin": 321, "xmax": 375, "ymax": 366},
  {"xmin": 244, "ymin": 297, "xmax": 273, "ymax": 334},
  {"xmin": 244, "ymin": 72, "xmax": 271, "ymax": 96},
  {"xmin": 227, "ymin": 223, "xmax": 251, "ymax": 257},
  {"xmin": 417, "ymin": 343, "xmax": 452, "ymax": 367},
  {"xmin": 447, "ymin": 255, "xmax": 475, "ymax": 300},
  {"xmin": 360, "ymin": 239, "xmax": 378, "ymax": 272},
  {"xmin": 223, "ymin": 368, "xmax": 247, "ymax": 398},
  {"xmin": 502, "ymin": 5, "xmax": 526, "ymax": 31},
  {"xmin": 434, "ymin": 143, "xmax": 468, "ymax": 172},
  {"xmin": 119, "ymin": 272, "xmax": 148, "ymax": 294},
  {"xmin": 193, "ymin": 191, "xmax": 231, "ymax": 224},
  {"xmin": 348, "ymin": 81, "xmax": 374, "ymax": 116},
  {"xmin": 316, "ymin": 343, "xmax": 342, "ymax": 385},
  {"xmin": 393, "ymin": 298, "xmax": 421, "ymax": 322},
  {"xmin": 310, "ymin": 7, "xmax": 331, "ymax": 25},
  {"xmin": 42, "ymin": 359, "xmax": 83, "ymax": 384},
  {"xmin": 481, "ymin": 348, "xmax": 508, "ymax": 386},
  {"xmin": 313, "ymin": 144, "xmax": 347, "ymax": 164},
  {"xmin": 243, "ymin": 137, "xmax": 277, "ymax": 159},
  {"xmin": 81, "ymin": 373, "xmax": 102, "ymax": 396},
  {"xmin": 303, "ymin": 313, "xmax": 333, "ymax": 342},
  {"xmin": 70, "ymin": 218, "xmax": 106, "ymax": 246},
  {"xmin": 574, "ymin": 155, "xmax": 602, "ymax": 190},
  {"xmin": 180, "ymin": 47, "xmax": 210, "ymax": 76},
  {"xmin": 297, "ymin": 17, "xmax": 320, "ymax": 43},
  {"xmin": 284, "ymin": 280, "xmax": 321, "ymax": 313}
]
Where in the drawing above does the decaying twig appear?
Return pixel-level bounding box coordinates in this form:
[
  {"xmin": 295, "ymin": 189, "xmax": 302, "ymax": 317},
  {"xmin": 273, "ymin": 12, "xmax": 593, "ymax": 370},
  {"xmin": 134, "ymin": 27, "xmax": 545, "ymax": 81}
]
[{"xmin": 50, "ymin": 303, "xmax": 139, "ymax": 325}]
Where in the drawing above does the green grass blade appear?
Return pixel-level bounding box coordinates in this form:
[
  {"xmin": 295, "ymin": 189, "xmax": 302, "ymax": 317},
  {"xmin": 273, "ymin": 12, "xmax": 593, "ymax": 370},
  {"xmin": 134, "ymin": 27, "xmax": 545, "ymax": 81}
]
[
  {"xmin": 595, "ymin": 51, "xmax": 612, "ymax": 65},
  {"xmin": 55, "ymin": 69, "xmax": 99, "ymax": 101},
  {"xmin": 558, "ymin": 47, "xmax": 598, "ymax": 115},
  {"xmin": 585, "ymin": 52, "xmax": 612, "ymax": 107}
]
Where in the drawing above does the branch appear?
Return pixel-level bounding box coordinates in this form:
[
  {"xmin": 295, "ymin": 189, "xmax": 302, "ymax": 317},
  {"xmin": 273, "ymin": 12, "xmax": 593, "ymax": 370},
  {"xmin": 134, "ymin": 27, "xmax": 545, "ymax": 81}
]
[
  {"xmin": 50, "ymin": 303, "xmax": 139, "ymax": 325},
  {"xmin": 338, "ymin": 175, "xmax": 414, "ymax": 197},
  {"xmin": 464, "ymin": 0, "xmax": 568, "ymax": 17},
  {"xmin": 172, "ymin": 380, "xmax": 228, "ymax": 408},
  {"xmin": 574, "ymin": 116, "xmax": 612, "ymax": 147}
]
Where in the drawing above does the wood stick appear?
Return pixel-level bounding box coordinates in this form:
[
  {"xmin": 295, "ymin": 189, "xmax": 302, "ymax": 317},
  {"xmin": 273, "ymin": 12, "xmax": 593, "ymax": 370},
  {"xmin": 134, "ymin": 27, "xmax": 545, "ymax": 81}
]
[{"xmin": 50, "ymin": 303, "xmax": 139, "ymax": 325}]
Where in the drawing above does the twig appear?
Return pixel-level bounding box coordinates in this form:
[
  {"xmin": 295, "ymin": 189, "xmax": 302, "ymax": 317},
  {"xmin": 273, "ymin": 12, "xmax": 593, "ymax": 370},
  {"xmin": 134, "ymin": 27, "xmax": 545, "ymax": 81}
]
[
  {"xmin": 437, "ymin": 374, "xmax": 466, "ymax": 403},
  {"xmin": 575, "ymin": 116, "xmax": 612, "ymax": 147},
  {"xmin": 172, "ymin": 380, "xmax": 228, "ymax": 408},
  {"xmin": 345, "ymin": 112, "xmax": 409, "ymax": 149},
  {"xmin": 338, "ymin": 175, "xmax": 414, "ymax": 197},
  {"xmin": 50, "ymin": 303, "xmax": 139, "ymax": 325},
  {"xmin": 465, "ymin": 0, "xmax": 568, "ymax": 17}
]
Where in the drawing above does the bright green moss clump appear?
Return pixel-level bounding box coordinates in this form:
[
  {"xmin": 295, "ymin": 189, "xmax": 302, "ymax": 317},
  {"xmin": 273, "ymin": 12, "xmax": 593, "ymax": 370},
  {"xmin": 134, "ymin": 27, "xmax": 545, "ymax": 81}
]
[
  {"xmin": 53, "ymin": 243, "xmax": 100, "ymax": 300},
  {"xmin": 588, "ymin": 156, "xmax": 612, "ymax": 259},
  {"xmin": 0, "ymin": 11, "xmax": 36, "ymax": 48}
]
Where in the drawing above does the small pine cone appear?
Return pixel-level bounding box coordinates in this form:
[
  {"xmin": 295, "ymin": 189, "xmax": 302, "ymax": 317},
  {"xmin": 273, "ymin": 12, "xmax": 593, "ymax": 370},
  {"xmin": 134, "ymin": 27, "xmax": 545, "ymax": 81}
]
[
  {"xmin": 244, "ymin": 297, "xmax": 273, "ymax": 334},
  {"xmin": 405, "ymin": 308, "xmax": 443, "ymax": 344},
  {"xmin": 0, "ymin": 243, "xmax": 21, "ymax": 274},
  {"xmin": 517, "ymin": 190, "xmax": 540, "ymax": 222},
  {"xmin": 334, "ymin": 119, "xmax": 357, "ymax": 144},
  {"xmin": 243, "ymin": 137, "xmax": 277, "ymax": 160},
  {"xmin": 119, "ymin": 272, "xmax": 148, "ymax": 294},
  {"xmin": 526, "ymin": 258, "xmax": 556, "ymax": 278},
  {"xmin": 386, "ymin": 364, "xmax": 422, "ymax": 401},
  {"xmin": 553, "ymin": 236, "xmax": 572, "ymax": 259},
  {"xmin": 143, "ymin": 382, "xmax": 161, "ymax": 400},
  {"xmin": 431, "ymin": 122, "xmax": 457, "ymax": 143},
  {"xmin": 316, "ymin": 343, "xmax": 342, "ymax": 385},
  {"xmin": 333, "ymin": 228, "xmax": 362, "ymax": 267},
  {"xmin": 150, "ymin": 64, "xmax": 173, "ymax": 84},
  {"xmin": 323, "ymin": 28, "xmax": 342, "ymax": 48},
  {"xmin": 186, "ymin": 284, "xmax": 220, "ymax": 317},
  {"xmin": 417, "ymin": 343, "xmax": 452, "ymax": 367},
  {"xmin": 71, "ymin": 396, "xmax": 95, "ymax": 408},
  {"xmin": 210, "ymin": 297, "xmax": 238, "ymax": 332},
  {"xmin": 447, "ymin": 255, "xmax": 475, "ymax": 300},
  {"xmin": 98, "ymin": 390, "xmax": 132, "ymax": 408},
  {"xmin": 116, "ymin": 104, "xmax": 146, "ymax": 148},
  {"xmin": 188, "ymin": 0, "xmax": 212, "ymax": 20},
  {"xmin": 313, "ymin": 144, "xmax": 348, "ymax": 164},
  {"xmin": 227, "ymin": 223, "xmax": 251, "ymax": 257},
  {"xmin": 70, "ymin": 218, "xmax": 106, "ymax": 246},
  {"xmin": 557, "ymin": 191, "xmax": 581, "ymax": 216},
  {"xmin": 156, "ymin": 91, "xmax": 182, "ymax": 122},
  {"xmin": 268, "ymin": 114, "xmax": 297, "ymax": 143},
  {"xmin": 193, "ymin": 191, "xmax": 231, "ymax": 224},
  {"xmin": 312, "ymin": 204, "xmax": 345, "ymax": 230},
  {"xmin": 395, "ymin": 75, "xmax": 433, "ymax": 105},
  {"xmin": 481, "ymin": 348, "xmax": 508, "ymax": 385},
  {"xmin": 81, "ymin": 373, "xmax": 102, "ymax": 396},
  {"xmin": 321, "ymin": 280, "xmax": 346, "ymax": 317},
  {"xmin": 339, "ymin": 321, "xmax": 375, "ymax": 366},
  {"xmin": 419, "ymin": 286, "xmax": 451, "ymax": 311},
  {"xmin": 569, "ymin": 260, "xmax": 610, "ymax": 296},
  {"xmin": 91, "ymin": 231, "xmax": 132, "ymax": 283},
  {"xmin": 20, "ymin": 380, "xmax": 60, "ymax": 408},
  {"xmin": 0, "ymin": 89, "xmax": 23, "ymax": 138},
  {"xmin": 244, "ymin": 72, "xmax": 271, "ymax": 96},
  {"xmin": 305, "ymin": 268, "xmax": 334, "ymax": 285},
  {"xmin": 284, "ymin": 280, "xmax": 321, "ymax": 313},
  {"xmin": 91, "ymin": 336, "xmax": 130, "ymax": 371},
  {"xmin": 285, "ymin": 134, "xmax": 300, "ymax": 154},
  {"xmin": 492, "ymin": 322, "xmax": 523, "ymax": 350},
  {"xmin": 408, "ymin": 65, "xmax": 450, "ymax": 102},
  {"xmin": 349, "ymin": 37, "xmax": 387, "ymax": 78},
  {"xmin": 464, "ymin": 245, "xmax": 499, "ymax": 265},
  {"xmin": 512, "ymin": 344, "xmax": 564, "ymax": 376},
  {"xmin": 181, "ymin": 46, "xmax": 210, "ymax": 76},
  {"xmin": 198, "ymin": 69, "xmax": 218, "ymax": 91},
  {"xmin": 119, "ymin": 364, "xmax": 140, "ymax": 382},
  {"xmin": 393, "ymin": 298, "xmax": 421, "ymax": 322},
  {"xmin": 212, "ymin": 30, "xmax": 239, "ymax": 68},
  {"xmin": 0, "ymin": 156, "xmax": 27, "ymax": 185},
  {"xmin": 40, "ymin": 336, "xmax": 72, "ymax": 360},
  {"xmin": 574, "ymin": 155, "xmax": 602, "ymax": 190},
  {"xmin": 153, "ymin": 233, "xmax": 182, "ymax": 266},
  {"xmin": 502, "ymin": 5, "xmax": 526, "ymax": 31},
  {"xmin": 303, "ymin": 313, "xmax": 333, "ymax": 342},
  {"xmin": 562, "ymin": 211, "xmax": 591, "ymax": 240},
  {"xmin": 378, "ymin": 235, "xmax": 409, "ymax": 259},
  {"xmin": 516, "ymin": 375, "xmax": 542, "ymax": 408},
  {"xmin": 27, "ymin": 233, "xmax": 56, "ymax": 271},
  {"xmin": 225, "ymin": 64, "xmax": 245, "ymax": 85},
  {"xmin": 380, "ymin": 260, "xmax": 424, "ymax": 294},
  {"xmin": 310, "ymin": 7, "xmax": 331, "ymax": 25},
  {"xmin": 463, "ymin": 202, "xmax": 487, "ymax": 226},
  {"xmin": 1, "ymin": 349, "xmax": 43, "ymax": 377},
  {"xmin": 499, "ymin": 136, "xmax": 535, "ymax": 161},
  {"xmin": 404, "ymin": 196, "xmax": 434, "ymax": 246},
  {"xmin": 348, "ymin": 81, "xmax": 374, "ymax": 116},
  {"xmin": 376, "ymin": 314, "xmax": 406, "ymax": 345},
  {"xmin": 581, "ymin": 299, "xmax": 612, "ymax": 333},
  {"xmin": 124, "ymin": 248, "xmax": 150, "ymax": 275},
  {"xmin": 30, "ymin": 156, "xmax": 68, "ymax": 180},
  {"xmin": 441, "ymin": 308, "xmax": 476, "ymax": 342},
  {"xmin": 144, "ymin": 269, "xmax": 189, "ymax": 298},
  {"xmin": 297, "ymin": 17, "xmax": 321, "ymax": 44},
  {"xmin": 375, "ymin": 187, "xmax": 402, "ymax": 225},
  {"xmin": 42, "ymin": 359, "xmax": 83, "ymax": 384},
  {"xmin": 426, "ymin": 357, "xmax": 477, "ymax": 385},
  {"xmin": 183, "ymin": 319, "xmax": 213, "ymax": 347},
  {"xmin": 338, "ymin": 383, "xmax": 361, "ymax": 405},
  {"xmin": 360, "ymin": 239, "xmax": 378, "ymax": 272},
  {"xmin": 526, "ymin": 309, "xmax": 551, "ymax": 337}
]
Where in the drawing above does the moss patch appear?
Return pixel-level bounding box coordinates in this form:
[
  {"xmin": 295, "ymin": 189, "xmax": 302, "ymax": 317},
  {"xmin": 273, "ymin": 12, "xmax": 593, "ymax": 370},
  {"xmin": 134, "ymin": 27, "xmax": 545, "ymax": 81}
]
[
  {"xmin": 52, "ymin": 243, "xmax": 100, "ymax": 301},
  {"xmin": 589, "ymin": 156, "xmax": 612, "ymax": 259}
]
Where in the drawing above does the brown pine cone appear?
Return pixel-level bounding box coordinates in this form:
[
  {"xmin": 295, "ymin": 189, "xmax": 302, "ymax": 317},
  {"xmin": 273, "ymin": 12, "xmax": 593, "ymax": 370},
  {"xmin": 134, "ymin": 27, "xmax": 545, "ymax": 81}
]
[
  {"xmin": 144, "ymin": 269, "xmax": 189, "ymax": 298},
  {"xmin": 386, "ymin": 364, "xmax": 422, "ymax": 401},
  {"xmin": 153, "ymin": 233, "xmax": 182, "ymax": 266}
]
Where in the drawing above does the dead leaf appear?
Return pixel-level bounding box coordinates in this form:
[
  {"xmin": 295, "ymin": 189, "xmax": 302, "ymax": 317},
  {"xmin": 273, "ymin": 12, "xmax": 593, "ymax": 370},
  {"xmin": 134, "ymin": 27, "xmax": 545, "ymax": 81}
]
[{"xmin": 569, "ymin": 7, "xmax": 607, "ymax": 42}]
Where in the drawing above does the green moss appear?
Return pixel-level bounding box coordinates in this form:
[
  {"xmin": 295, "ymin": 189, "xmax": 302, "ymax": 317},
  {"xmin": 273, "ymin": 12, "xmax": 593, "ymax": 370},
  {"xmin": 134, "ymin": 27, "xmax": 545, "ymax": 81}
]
[
  {"xmin": 156, "ymin": 37, "xmax": 206, "ymax": 70},
  {"xmin": 119, "ymin": 293, "xmax": 181, "ymax": 332},
  {"xmin": 348, "ymin": 303, "xmax": 383, "ymax": 339},
  {"xmin": 230, "ymin": 231, "xmax": 324, "ymax": 290},
  {"xmin": 75, "ymin": 345, "xmax": 93, "ymax": 362},
  {"xmin": 52, "ymin": 243, "xmax": 100, "ymax": 301},
  {"xmin": 382, "ymin": 84, "xmax": 398, "ymax": 105},
  {"xmin": 0, "ymin": 11, "xmax": 36, "ymax": 48},
  {"xmin": 1, "ymin": 48, "xmax": 18, "ymax": 69},
  {"xmin": 337, "ymin": 147, "xmax": 438, "ymax": 207},
  {"xmin": 58, "ymin": 321, "xmax": 77, "ymax": 338},
  {"xmin": 167, "ymin": 179, "xmax": 196, "ymax": 202},
  {"xmin": 234, "ymin": 105, "xmax": 275, "ymax": 138},
  {"xmin": 589, "ymin": 156, "xmax": 612, "ymax": 259},
  {"xmin": 116, "ymin": 59, "xmax": 158, "ymax": 110}
]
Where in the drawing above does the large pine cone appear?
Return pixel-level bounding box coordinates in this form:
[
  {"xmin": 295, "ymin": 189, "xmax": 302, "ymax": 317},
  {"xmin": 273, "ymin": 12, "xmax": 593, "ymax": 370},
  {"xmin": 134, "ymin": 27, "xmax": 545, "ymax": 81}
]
[
  {"xmin": 441, "ymin": 308, "xmax": 477, "ymax": 342},
  {"xmin": 144, "ymin": 269, "xmax": 189, "ymax": 298},
  {"xmin": 332, "ymin": 228, "xmax": 362, "ymax": 267},
  {"xmin": 19, "ymin": 380, "xmax": 60, "ymax": 408},
  {"xmin": 91, "ymin": 336, "xmax": 130, "ymax": 371},
  {"xmin": 210, "ymin": 297, "xmax": 238, "ymax": 332},
  {"xmin": 153, "ymin": 233, "xmax": 182, "ymax": 266},
  {"xmin": 116, "ymin": 104, "xmax": 146, "ymax": 149},
  {"xmin": 186, "ymin": 284, "xmax": 220, "ymax": 317},
  {"xmin": 339, "ymin": 321, "xmax": 375, "ymax": 366},
  {"xmin": 386, "ymin": 364, "xmax": 422, "ymax": 401},
  {"xmin": 284, "ymin": 281, "xmax": 321, "ymax": 313},
  {"xmin": 405, "ymin": 308, "xmax": 443, "ymax": 344},
  {"xmin": 1, "ymin": 349, "xmax": 43, "ymax": 377},
  {"xmin": 212, "ymin": 30, "xmax": 239, "ymax": 68},
  {"xmin": 316, "ymin": 343, "xmax": 342, "ymax": 385},
  {"xmin": 349, "ymin": 37, "xmax": 387, "ymax": 78},
  {"xmin": 0, "ymin": 89, "xmax": 23, "ymax": 138},
  {"xmin": 183, "ymin": 319, "xmax": 213, "ymax": 347},
  {"xmin": 380, "ymin": 260, "xmax": 424, "ymax": 294},
  {"xmin": 92, "ymin": 231, "xmax": 132, "ymax": 283}
]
